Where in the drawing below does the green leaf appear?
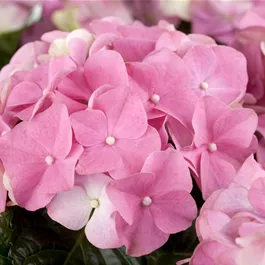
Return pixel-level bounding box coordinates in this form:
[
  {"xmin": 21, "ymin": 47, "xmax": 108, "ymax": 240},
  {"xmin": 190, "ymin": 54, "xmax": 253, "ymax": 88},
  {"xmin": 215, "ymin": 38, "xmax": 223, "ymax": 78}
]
[{"xmin": 0, "ymin": 30, "xmax": 23, "ymax": 68}]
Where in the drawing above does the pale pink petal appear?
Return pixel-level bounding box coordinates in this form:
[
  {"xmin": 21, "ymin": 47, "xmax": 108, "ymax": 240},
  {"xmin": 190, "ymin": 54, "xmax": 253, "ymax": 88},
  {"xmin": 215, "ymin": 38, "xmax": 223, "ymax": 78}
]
[
  {"xmin": 68, "ymin": 38, "xmax": 88, "ymax": 66},
  {"xmin": 85, "ymin": 189, "xmax": 122, "ymax": 248},
  {"xmin": 75, "ymin": 173, "xmax": 111, "ymax": 199},
  {"xmin": 47, "ymin": 186, "xmax": 91, "ymax": 230},
  {"xmin": 41, "ymin": 31, "xmax": 69, "ymax": 43},
  {"xmin": 142, "ymin": 148, "xmax": 193, "ymax": 193}
]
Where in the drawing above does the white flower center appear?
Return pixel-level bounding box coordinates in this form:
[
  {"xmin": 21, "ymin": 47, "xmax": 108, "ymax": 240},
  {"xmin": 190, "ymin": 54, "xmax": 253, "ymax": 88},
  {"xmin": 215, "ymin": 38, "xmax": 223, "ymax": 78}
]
[
  {"xmin": 90, "ymin": 199, "xmax": 100, "ymax": 208},
  {"xmin": 45, "ymin": 155, "xmax": 55, "ymax": 165},
  {"xmin": 106, "ymin": 136, "xmax": 115, "ymax": 146},
  {"xmin": 150, "ymin": 94, "xmax": 160, "ymax": 104},
  {"xmin": 200, "ymin": 82, "xmax": 209, "ymax": 90},
  {"xmin": 208, "ymin": 143, "xmax": 217, "ymax": 152},
  {"xmin": 142, "ymin": 196, "xmax": 152, "ymax": 207}
]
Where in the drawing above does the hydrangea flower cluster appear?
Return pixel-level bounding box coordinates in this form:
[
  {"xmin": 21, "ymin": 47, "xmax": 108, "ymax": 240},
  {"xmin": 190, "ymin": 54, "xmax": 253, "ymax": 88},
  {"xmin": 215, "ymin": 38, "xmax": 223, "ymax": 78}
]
[{"xmin": 0, "ymin": 18, "xmax": 259, "ymax": 257}]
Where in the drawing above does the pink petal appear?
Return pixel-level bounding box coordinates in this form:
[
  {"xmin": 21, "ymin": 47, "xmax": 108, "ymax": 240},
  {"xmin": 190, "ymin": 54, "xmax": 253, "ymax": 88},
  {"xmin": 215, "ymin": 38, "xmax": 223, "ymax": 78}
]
[
  {"xmin": 47, "ymin": 186, "xmax": 91, "ymax": 230},
  {"xmin": 200, "ymin": 151, "xmax": 236, "ymax": 199},
  {"xmin": 213, "ymin": 108, "xmax": 258, "ymax": 148},
  {"xmin": 27, "ymin": 103, "xmax": 73, "ymax": 159},
  {"xmin": 76, "ymin": 144, "xmax": 122, "ymax": 175},
  {"xmin": 183, "ymin": 45, "xmax": 217, "ymax": 91},
  {"xmin": 233, "ymin": 155, "xmax": 265, "ymax": 189},
  {"xmin": 166, "ymin": 116, "xmax": 194, "ymax": 149},
  {"xmin": 40, "ymin": 144, "xmax": 83, "ymax": 194},
  {"xmin": 107, "ymin": 173, "xmax": 155, "ymax": 224},
  {"xmin": 7, "ymin": 81, "xmax": 42, "ymax": 107},
  {"xmin": 190, "ymin": 241, "xmax": 233, "ymax": 265},
  {"xmin": 90, "ymin": 86, "xmax": 148, "ymax": 139},
  {"xmin": 208, "ymin": 46, "xmax": 248, "ymax": 104},
  {"xmin": 116, "ymin": 211, "xmax": 169, "ymax": 257},
  {"xmin": 84, "ymin": 50, "xmax": 128, "ymax": 91},
  {"xmin": 58, "ymin": 68, "xmax": 92, "ymax": 101},
  {"xmin": 112, "ymin": 38, "xmax": 155, "ymax": 62},
  {"xmin": 248, "ymin": 177, "xmax": 265, "ymax": 216},
  {"xmin": 47, "ymin": 55, "xmax": 77, "ymax": 91},
  {"xmin": 145, "ymin": 49, "xmax": 197, "ymax": 126},
  {"xmin": 70, "ymin": 109, "xmax": 108, "ymax": 147},
  {"xmin": 68, "ymin": 38, "xmax": 88, "ymax": 66},
  {"xmin": 142, "ymin": 148, "xmax": 193, "ymax": 193},
  {"xmin": 151, "ymin": 191, "xmax": 197, "ymax": 234},
  {"xmin": 109, "ymin": 126, "xmax": 161, "ymax": 179},
  {"xmin": 148, "ymin": 116, "xmax": 168, "ymax": 150},
  {"xmin": 53, "ymin": 91, "xmax": 87, "ymax": 114},
  {"xmin": 192, "ymin": 96, "xmax": 227, "ymax": 147},
  {"xmin": 201, "ymin": 187, "xmax": 252, "ymax": 216}
]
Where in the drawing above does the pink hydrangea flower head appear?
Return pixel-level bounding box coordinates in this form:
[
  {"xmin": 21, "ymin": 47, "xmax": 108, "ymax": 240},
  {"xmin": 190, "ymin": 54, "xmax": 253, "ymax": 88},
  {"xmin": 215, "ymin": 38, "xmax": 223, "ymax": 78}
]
[
  {"xmin": 0, "ymin": 103, "xmax": 83, "ymax": 210},
  {"xmin": 70, "ymin": 85, "xmax": 161, "ymax": 178},
  {"xmin": 47, "ymin": 173, "xmax": 122, "ymax": 248},
  {"xmin": 107, "ymin": 149, "xmax": 197, "ymax": 256}
]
